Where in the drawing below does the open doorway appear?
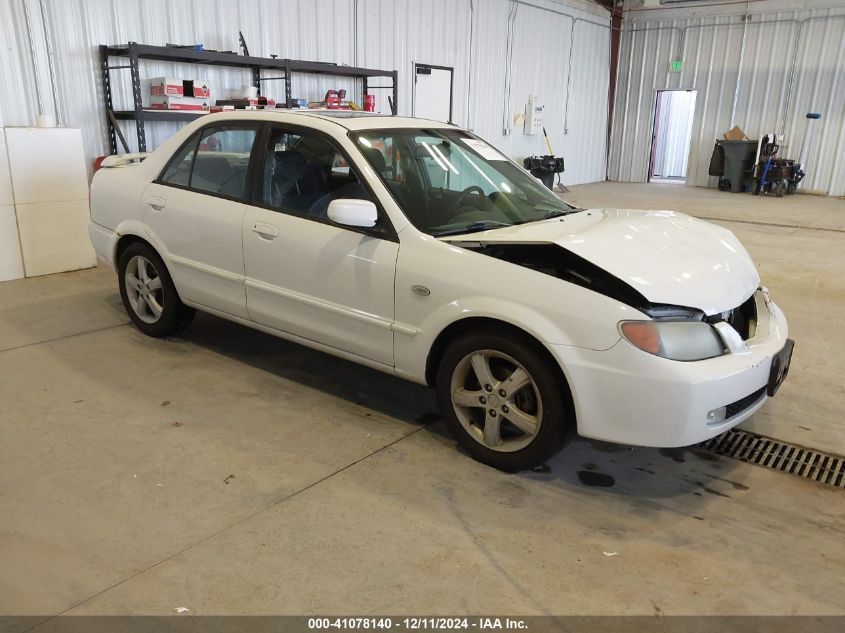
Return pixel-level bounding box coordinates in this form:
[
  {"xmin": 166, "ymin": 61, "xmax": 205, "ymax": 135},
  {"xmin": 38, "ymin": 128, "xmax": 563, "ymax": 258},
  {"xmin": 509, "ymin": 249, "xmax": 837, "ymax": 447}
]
[{"xmin": 649, "ymin": 89, "xmax": 697, "ymax": 183}]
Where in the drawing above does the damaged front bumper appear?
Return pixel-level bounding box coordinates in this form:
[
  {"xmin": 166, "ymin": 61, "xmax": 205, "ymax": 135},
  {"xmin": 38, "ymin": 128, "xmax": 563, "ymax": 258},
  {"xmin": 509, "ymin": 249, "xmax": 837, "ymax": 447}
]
[{"xmin": 552, "ymin": 289, "xmax": 791, "ymax": 447}]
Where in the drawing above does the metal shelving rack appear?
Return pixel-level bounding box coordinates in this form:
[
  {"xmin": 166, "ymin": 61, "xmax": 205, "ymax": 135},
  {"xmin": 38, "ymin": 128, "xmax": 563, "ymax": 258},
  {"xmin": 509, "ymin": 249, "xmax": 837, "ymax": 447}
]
[{"xmin": 99, "ymin": 41, "xmax": 399, "ymax": 155}]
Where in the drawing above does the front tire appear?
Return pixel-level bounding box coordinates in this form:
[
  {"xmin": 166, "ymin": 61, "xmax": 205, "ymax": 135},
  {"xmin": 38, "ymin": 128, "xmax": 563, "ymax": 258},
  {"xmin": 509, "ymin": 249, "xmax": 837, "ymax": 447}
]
[
  {"xmin": 435, "ymin": 331, "xmax": 571, "ymax": 471},
  {"xmin": 118, "ymin": 242, "xmax": 195, "ymax": 337}
]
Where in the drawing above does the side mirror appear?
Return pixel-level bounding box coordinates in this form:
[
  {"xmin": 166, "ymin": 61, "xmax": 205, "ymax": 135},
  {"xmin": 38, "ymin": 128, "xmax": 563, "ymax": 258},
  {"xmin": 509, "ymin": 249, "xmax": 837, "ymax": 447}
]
[{"xmin": 327, "ymin": 199, "xmax": 378, "ymax": 228}]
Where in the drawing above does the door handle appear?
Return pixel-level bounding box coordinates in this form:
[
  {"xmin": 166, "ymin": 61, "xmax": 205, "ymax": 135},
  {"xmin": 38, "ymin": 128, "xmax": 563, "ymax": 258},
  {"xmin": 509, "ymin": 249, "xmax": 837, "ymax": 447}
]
[
  {"xmin": 148, "ymin": 196, "xmax": 166, "ymax": 211},
  {"xmin": 251, "ymin": 221, "xmax": 280, "ymax": 239}
]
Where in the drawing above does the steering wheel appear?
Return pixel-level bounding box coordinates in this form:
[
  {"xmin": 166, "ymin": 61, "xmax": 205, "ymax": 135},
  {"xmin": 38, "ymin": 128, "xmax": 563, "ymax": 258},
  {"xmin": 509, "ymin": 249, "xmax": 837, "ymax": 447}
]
[{"xmin": 454, "ymin": 185, "xmax": 487, "ymax": 210}]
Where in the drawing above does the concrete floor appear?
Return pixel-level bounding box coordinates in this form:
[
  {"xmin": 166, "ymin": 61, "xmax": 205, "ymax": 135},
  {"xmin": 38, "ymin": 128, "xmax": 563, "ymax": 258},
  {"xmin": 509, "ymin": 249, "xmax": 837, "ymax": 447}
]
[{"xmin": 1, "ymin": 183, "xmax": 844, "ymax": 623}]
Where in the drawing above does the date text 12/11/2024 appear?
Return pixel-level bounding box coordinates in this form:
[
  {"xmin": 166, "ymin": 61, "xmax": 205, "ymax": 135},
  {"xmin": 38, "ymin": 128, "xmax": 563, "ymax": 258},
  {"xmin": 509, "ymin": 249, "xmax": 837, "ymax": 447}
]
[{"xmin": 307, "ymin": 617, "xmax": 529, "ymax": 630}]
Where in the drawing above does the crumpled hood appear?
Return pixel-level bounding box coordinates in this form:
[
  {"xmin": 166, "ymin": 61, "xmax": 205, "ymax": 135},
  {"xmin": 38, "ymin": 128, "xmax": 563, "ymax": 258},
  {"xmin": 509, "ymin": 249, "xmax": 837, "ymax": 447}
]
[{"xmin": 443, "ymin": 209, "xmax": 760, "ymax": 315}]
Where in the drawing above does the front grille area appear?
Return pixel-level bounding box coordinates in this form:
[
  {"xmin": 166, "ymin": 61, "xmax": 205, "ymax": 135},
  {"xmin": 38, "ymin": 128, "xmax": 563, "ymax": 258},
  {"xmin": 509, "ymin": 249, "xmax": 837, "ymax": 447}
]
[
  {"xmin": 706, "ymin": 292, "xmax": 757, "ymax": 340},
  {"xmin": 725, "ymin": 386, "xmax": 766, "ymax": 418}
]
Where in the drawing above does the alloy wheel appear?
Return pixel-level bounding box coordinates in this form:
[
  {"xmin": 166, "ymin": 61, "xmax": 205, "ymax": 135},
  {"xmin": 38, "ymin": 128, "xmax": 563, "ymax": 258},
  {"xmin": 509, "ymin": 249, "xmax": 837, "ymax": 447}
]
[
  {"xmin": 124, "ymin": 255, "xmax": 164, "ymax": 324},
  {"xmin": 450, "ymin": 349, "xmax": 543, "ymax": 452}
]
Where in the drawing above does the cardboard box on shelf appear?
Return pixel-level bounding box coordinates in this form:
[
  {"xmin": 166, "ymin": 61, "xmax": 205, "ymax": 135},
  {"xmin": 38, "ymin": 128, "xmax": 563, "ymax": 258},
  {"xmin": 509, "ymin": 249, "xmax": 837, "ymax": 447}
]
[
  {"xmin": 150, "ymin": 95, "xmax": 210, "ymax": 111},
  {"xmin": 150, "ymin": 77, "xmax": 211, "ymax": 98}
]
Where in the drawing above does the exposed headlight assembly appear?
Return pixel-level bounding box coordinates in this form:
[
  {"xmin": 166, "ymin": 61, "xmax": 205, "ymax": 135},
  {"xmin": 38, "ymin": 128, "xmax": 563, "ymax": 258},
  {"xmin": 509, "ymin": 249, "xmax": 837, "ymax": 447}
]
[{"xmin": 620, "ymin": 320, "xmax": 726, "ymax": 361}]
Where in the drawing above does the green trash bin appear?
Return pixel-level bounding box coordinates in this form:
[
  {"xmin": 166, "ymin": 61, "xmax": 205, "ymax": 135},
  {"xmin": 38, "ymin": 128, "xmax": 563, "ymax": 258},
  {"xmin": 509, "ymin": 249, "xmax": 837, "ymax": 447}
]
[{"xmin": 716, "ymin": 140, "xmax": 758, "ymax": 193}]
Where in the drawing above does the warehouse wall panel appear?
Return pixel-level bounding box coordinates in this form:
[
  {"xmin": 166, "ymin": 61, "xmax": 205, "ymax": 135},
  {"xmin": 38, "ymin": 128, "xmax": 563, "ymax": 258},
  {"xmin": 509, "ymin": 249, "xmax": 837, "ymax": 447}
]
[
  {"xmin": 468, "ymin": 0, "xmax": 610, "ymax": 185},
  {"xmin": 1, "ymin": 0, "xmax": 610, "ymax": 185},
  {"xmin": 609, "ymin": 1, "xmax": 845, "ymax": 196}
]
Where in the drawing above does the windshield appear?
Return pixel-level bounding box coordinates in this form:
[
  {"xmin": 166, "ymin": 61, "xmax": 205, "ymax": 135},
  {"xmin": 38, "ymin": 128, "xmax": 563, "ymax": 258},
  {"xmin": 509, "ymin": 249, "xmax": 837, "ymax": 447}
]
[{"xmin": 350, "ymin": 129, "xmax": 578, "ymax": 236}]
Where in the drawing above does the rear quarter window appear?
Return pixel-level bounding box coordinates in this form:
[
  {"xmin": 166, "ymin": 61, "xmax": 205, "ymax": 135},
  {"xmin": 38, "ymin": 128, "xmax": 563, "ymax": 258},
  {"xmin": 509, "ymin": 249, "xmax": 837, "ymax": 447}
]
[{"xmin": 158, "ymin": 124, "xmax": 258, "ymax": 201}]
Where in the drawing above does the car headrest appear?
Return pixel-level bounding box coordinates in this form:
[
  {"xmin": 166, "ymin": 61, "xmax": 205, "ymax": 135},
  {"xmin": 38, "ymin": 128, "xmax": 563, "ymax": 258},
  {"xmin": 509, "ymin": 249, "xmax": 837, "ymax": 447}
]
[
  {"xmin": 360, "ymin": 147, "xmax": 387, "ymax": 174},
  {"xmin": 274, "ymin": 150, "xmax": 307, "ymax": 170}
]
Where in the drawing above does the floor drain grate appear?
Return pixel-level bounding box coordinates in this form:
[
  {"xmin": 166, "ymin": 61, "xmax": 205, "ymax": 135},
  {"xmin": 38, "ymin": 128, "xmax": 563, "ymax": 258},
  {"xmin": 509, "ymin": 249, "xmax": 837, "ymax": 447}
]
[
  {"xmin": 700, "ymin": 429, "xmax": 845, "ymax": 489},
  {"xmin": 695, "ymin": 216, "xmax": 845, "ymax": 234}
]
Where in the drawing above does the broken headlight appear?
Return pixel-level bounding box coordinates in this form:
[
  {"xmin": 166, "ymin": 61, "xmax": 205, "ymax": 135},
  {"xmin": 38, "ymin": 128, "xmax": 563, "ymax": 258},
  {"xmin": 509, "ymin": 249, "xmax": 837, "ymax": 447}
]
[{"xmin": 619, "ymin": 320, "xmax": 726, "ymax": 361}]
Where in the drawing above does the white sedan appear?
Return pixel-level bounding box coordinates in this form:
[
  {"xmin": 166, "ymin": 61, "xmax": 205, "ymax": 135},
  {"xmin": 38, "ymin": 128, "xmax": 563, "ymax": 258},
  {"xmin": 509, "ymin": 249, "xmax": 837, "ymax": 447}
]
[{"xmin": 89, "ymin": 111, "xmax": 793, "ymax": 471}]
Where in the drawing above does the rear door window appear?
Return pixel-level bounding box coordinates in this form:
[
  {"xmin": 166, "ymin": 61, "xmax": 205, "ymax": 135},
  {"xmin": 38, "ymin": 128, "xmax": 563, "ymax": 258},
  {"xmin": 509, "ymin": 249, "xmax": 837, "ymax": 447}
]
[{"xmin": 159, "ymin": 124, "xmax": 258, "ymax": 201}]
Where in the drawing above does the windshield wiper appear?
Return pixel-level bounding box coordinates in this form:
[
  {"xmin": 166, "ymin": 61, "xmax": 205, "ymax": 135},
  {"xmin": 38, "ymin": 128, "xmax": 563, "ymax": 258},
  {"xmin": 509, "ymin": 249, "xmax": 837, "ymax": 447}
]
[
  {"xmin": 513, "ymin": 207, "xmax": 584, "ymax": 226},
  {"xmin": 542, "ymin": 209, "xmax": 570, "ymax": 219},
  {"xmin": 432, "ymin": 221, "xmax": 512, "ymax": 237}
]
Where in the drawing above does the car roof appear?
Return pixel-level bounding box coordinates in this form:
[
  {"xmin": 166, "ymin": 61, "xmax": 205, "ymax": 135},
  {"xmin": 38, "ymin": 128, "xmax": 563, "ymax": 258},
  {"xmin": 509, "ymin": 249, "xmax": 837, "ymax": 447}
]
[{"xmin": 203, "ymin": 109, "xmax": 458, "ymax": 131}]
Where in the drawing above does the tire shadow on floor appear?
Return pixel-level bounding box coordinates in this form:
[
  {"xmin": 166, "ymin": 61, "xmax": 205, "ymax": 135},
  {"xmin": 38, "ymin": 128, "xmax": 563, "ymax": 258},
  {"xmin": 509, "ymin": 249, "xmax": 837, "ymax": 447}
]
[
  {"xmin": 166, "ymin": 312, "xmax": 752, "ymax": 507},
  {"xmin": 172, "ymin": 311, "xmax": 440, "ymax": 428}
]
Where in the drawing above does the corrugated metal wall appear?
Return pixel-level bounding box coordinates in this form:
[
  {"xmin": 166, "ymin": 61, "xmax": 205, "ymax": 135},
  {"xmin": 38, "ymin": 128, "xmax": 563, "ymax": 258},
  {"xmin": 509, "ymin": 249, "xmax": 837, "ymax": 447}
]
[
  {"xmin": 609, "ymin": 1, "xmax": 845, "ymax": 196},
  {"xmin": 1, "ymin": 0, "xmax": 611, "ymax": 185}
]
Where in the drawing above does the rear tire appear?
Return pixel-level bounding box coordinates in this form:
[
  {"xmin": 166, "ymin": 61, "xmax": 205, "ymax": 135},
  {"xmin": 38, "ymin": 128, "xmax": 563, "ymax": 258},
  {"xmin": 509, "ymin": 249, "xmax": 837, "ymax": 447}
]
[
  {"xmin": 118, "ymin": 242, "xmax": 195, "ymax": 337},
  {"xmin": 435, "ymin": 331, "xmax": 571, "ymax": 471}
]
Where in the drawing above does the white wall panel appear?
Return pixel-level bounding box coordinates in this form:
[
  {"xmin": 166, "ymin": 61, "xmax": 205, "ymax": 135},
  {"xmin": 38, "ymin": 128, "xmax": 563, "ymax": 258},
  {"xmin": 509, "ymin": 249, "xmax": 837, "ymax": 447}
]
[
  {"xmin": 355, "ymin": 0, "xmax": 473, "ymax": 121},
  {"xmin": 468, "ymin": 0, "xmax": 610, "ymax": 185},
  {"xmin": 1, "ymin": 0, "xmax": 610, "ymax": 185},
  {"xmin": 0, "ymin": 1, "xmax": 42, "ymax": 128},
  {"xmin": 610, "ymin": 1, "xmax": 845, "ymax": 196}
]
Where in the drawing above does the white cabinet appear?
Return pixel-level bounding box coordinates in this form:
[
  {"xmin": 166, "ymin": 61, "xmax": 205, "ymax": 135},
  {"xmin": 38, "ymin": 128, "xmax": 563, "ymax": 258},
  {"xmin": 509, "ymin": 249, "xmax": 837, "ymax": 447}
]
[{"xmin": 3, "ymin": 127, "xmax": 96, "ymax": 278}]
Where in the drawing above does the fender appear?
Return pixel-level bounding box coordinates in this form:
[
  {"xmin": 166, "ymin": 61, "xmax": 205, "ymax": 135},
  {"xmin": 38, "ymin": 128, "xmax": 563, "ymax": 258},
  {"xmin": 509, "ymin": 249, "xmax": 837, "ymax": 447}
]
[
  {"xmin": 392, "ymin": 231, "xmax": 637, "ymax": 384},
  {"xmin": 88, "ymin": 219, "xmax": 153, "ymax": 270},
  {"xmin": 393, "ymin": 294, "xmax": 626, "ymax": 385},
  {"xmin": 112, "ymin": 220, "xmax": 157, "ymax": 256}
]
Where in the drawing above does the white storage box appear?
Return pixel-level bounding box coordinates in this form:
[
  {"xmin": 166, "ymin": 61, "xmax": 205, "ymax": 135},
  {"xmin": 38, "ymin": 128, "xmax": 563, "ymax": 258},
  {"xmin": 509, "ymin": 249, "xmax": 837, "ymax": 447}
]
[
  {"xmin": 0, "ymin": 205, "xmax": 24, "ymax": 282},
  {"xmin": 0, "ymin": 129, "xmax": 14, "ymax": 207},
  {"xmin": 5, "ymin": 128, "xmax": 89, "ymax": 204},
  {"xmin": 15, "ymin": 200, "xmax": 95, "ymax": 277},
  {"xmin": 0, "ymin": 130, "xmax": 24, "ymax": 282},
  {"xmin": 4, "ymin": 127, "xmax": 95, "ymax": 277}
]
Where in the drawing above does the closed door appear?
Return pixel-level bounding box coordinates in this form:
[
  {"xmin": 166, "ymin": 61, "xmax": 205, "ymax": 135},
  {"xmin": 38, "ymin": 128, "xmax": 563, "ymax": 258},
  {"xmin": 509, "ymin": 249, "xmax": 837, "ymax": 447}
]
[
  {"xmin": 143, "ymin": 124, "xmax": 259, "ymax": 318},
  {"xmin": 413, "ymin": 64, "xmax": 453, "ymax": 123},
  {"xmin": 243, "ymin": 126, "xmax": 398, "ymax": 366}
]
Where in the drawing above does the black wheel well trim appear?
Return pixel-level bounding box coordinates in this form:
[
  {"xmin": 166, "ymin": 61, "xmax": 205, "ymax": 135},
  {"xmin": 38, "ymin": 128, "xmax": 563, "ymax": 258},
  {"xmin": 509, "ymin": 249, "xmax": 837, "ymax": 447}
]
[
  {"xmin": 114, "ymin": 234, "xmax": 184, "ymax": 302},
  {"xmin": 425, "ymin": 316, "xmax": 570, "ymax": 390},
  {"xmin": 114, "ymin": 233, "xmax": 152, "ymax": 264}
]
